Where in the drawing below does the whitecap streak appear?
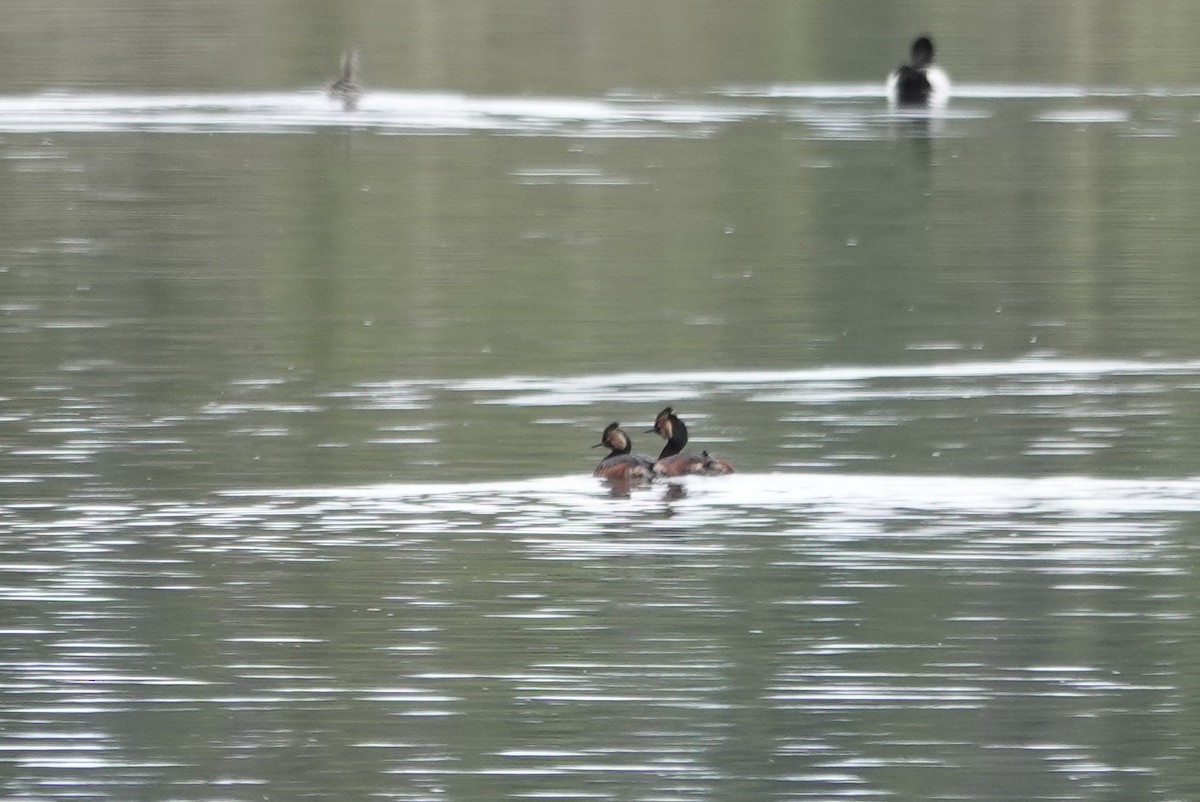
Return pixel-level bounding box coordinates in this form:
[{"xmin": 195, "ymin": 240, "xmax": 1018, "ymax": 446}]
[{"xmin": 0, "ymin": 91, "xmax": 767, "ymax": 137}]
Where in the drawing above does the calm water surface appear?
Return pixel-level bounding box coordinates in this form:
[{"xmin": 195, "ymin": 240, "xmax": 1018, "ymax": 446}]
[{"xmin": 5, "ymin": 3, "xmax": 1200, "ymax": 800}]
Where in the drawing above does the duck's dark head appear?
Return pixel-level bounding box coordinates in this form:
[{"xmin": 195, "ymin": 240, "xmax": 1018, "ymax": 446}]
[{"xmin": 910, "ymin": 36, "xmax": 935, "ymax": 68}]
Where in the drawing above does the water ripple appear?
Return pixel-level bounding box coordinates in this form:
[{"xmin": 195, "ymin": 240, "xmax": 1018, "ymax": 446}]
[{"xmin": 3, "ymin": 357, "xmax": 1198, "ymax": 800}]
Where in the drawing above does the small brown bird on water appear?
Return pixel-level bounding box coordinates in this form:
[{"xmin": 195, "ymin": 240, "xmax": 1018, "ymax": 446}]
[
  {"xmin": 329, "ymin": 49, "xmax": 363, "ymax": 111},
  {"xmin": 592, "ymin": 422, "xmax": 655, "ymax": 482}
]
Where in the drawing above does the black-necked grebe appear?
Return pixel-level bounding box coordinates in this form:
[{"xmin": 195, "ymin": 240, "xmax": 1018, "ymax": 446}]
[
  {"xmin": 647, "ymin": 407, "xmax": 734, "ymax": 477},
  {"xmin": 329, "ymin": 49, "xmax": 363, "ymax": 111},
  {"xmin": 593, "ymin": 422, "xmax": 655, "ymax": 481},
  {"xmin": 887, "ymin": 36, "xmax": 950, "ymax": 107}
]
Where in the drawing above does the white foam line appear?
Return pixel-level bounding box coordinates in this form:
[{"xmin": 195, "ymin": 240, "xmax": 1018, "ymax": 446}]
[
  {"xmin": 220, "ymin": 472, "xmax": 1200, "ymax": 515},
  {"xmin": 0, "ymin": 90, "xmax": 769, "ymax": 135},
  {"xmin": 449, "ymin": 358, "xmax": 1200, "ymax": 394},
  {"xmin": 1036, "ymin": 109, "xmax": 1131, "ymax": 124},
  {"xmin": 723, "ymin": 83, "xmax": 1200, "ymax": 100}
]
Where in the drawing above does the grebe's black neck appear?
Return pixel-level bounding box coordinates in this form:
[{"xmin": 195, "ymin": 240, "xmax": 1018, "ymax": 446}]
[{"xmin": 656, "ymin": 413, "xmax": 688, "ymax": 460}]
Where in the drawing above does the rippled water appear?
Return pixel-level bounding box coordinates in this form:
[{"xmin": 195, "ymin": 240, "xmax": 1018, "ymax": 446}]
[
  {"xmin": 4, "ymin": 464, "xmax": 1198, "ymax": 799},
  {"xmin": 6, "ymin": 6, "xmax": 1200, "ymax": 798},
  {"xmin": 5, "ymin": 357, "xmax": 1200, "ymax": 798}
]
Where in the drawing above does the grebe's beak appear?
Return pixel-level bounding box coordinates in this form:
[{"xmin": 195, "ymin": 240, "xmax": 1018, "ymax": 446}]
[{"xmin": 592, "ymin": 441, "xmax": 606, "ymax": 448}]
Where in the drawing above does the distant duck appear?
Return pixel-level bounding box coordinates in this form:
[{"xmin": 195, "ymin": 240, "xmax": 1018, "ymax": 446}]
[
  {"xmin": 646, "ymin": 407, "xmax": 734, "ymax": 477},
  {"xmin": 592, "ymin": 422, "xmax": 655, "ymax": 482},
  {"xmin": 887, "ymin": 36, "xmax": 950, "ymax": 107},
  {"xmin": 329, "ymin": 49, "xmax": 363, "ymax": 111}
]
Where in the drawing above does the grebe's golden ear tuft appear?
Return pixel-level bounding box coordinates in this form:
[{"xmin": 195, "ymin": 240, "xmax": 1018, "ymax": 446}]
[{"xmin": 609, "ymin": 428, "xmax": 629, "ymax": 451}]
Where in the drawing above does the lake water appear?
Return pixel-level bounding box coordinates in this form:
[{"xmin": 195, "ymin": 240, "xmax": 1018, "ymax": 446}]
[{"xmin": 5, "ymin": 2, "xmax": 1200, "ymax": 800}]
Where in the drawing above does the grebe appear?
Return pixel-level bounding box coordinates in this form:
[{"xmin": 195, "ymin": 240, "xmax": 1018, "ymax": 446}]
[
  {"xmin": 646, "ymin": 407, "xmax": 734, "ymax": 477},
  {"xmin": 592, "ymin": 422, "xmax": 655, "ymax": 481},
  {"xmin": 329, "ymin": 49, "xmax": 363, "ymax": 111},
  {"xmin": 886, "ymin": 36, "xmax": 950, "ymax": 107}
]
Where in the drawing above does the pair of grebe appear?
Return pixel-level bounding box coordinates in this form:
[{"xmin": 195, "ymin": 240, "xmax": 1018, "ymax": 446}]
[{"xmin": 593, "ymin": 407, "xmax": 734, "ymax": 482}]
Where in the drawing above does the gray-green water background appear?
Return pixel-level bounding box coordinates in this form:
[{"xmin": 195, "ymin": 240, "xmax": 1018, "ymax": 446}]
[{"xmin": 4, "ymin": 2, "xmax": 1200, "ymax": 800}]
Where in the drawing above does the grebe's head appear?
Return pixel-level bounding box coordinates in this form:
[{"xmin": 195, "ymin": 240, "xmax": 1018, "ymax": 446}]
[
  {"xmin": 910, "ymin": 36, "xmax": 935, "ymax": 67},
  {"xmin": 646, "ymin": 407, "xmax": 676, "ymax": 440},
  {"xmin": 594, "ymin": 422, "xmax": 631, "ymax": 453}
]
